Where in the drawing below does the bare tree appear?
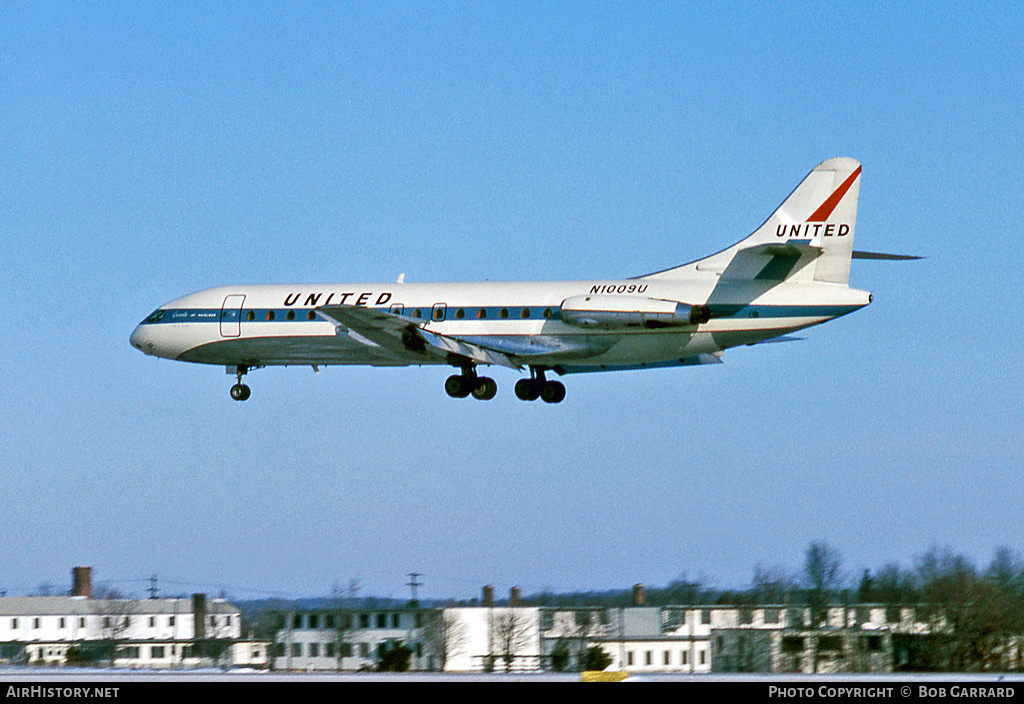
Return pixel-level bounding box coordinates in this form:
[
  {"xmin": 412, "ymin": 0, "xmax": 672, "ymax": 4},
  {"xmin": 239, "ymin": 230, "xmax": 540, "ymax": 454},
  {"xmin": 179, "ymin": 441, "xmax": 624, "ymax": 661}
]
[
  {"xmin": 873, "ymin": 562, "xmax": 916, "ymax": 624},
  {"xmin": 544, "ymin": 608, "xmax": 605, "ymax": 671},
  {"xmin": 752, "ymin": 564, "xmax": 795, "ymax": 604},
  {"xmin": 327, "ymin": 608, "xmax": 354, "ymax": 670},
  {"xmin": 202, "ymin": 607, "xmax": 235, "ymax": 667},
  {"xmin": 566, "ymin": 609, "xmax": 601, "ymax": 671},
  {"xmin": 657, "ymin": 572, "xmax": 708, "ymax": 604},
  {"xmin": 913, "ymin": 546, "xmax": 1024, "ymax": 671},
  {"xmin": 489, "ymin": 609, "xmax": 533, "ymax": 672},
  {"xmin": 91, "ymin": 587, "xmax": 139, "ymax": 664},
  {"xmin": 804, "ymin": 542, "xmax": 844, "ymax": 628},
  {"xmin": 328, "ymin": 579, "xmax": 361, "ymax": 670},
  {"xmin": 985, "ymin": 547, "xmax": 1024, "ymax": 670},
  {"xmin": 422, "ymin": 609, "xmax": 468, "ymax": 671}
]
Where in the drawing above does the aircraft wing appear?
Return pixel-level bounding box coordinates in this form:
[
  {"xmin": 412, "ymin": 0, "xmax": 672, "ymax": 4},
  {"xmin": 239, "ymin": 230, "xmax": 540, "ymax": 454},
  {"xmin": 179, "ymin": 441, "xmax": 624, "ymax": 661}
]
[{"xmin": 315, "ymin": 305, "xmax": 523, "ymax": 370}]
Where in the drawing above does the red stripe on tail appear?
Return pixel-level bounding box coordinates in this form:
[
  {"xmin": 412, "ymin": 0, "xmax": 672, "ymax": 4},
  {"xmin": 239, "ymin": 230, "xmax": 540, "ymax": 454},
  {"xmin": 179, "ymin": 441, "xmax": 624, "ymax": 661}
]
[{"xmin": 806, "ymin": 165, "xmax": 861, "ymax": 222}]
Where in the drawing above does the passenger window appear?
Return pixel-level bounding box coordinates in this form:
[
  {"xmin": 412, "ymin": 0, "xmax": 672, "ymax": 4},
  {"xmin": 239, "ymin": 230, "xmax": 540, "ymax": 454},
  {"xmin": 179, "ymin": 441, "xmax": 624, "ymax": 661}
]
[
  {"xmin": 543, "ymin": 308, "xmax": 552, "ymax": 318},
  {"xmin": 266, "ymin": 311, "xmax": 275, "ymax": 321},
  {"xmin": 412, "ymin": 309, "xmax": 422, "ymax": 318},
  {"xmin": 455, "ymin": 309, "xmax": 465, "ymax": 319},
  {"xmin": 499, "ymin": 308, "xmax": 509, "ymax": 319},
  {"xmin": 286, "ymin": 310, "xmax": 295, "ymax": 321},
  {"xmin": 521, "ymin": 308, "xmax": 531, "ymax": 318},
  {"xmin": 307, "ymin": 310, "xmax": 316, "ymax": 321},
  {"xmin": 477, "ymin": 308, "xmax": 487, "ymax": 319},
  {"xmin": 246, "ymin": 311, "xmax": 255, "ymax": 322}
]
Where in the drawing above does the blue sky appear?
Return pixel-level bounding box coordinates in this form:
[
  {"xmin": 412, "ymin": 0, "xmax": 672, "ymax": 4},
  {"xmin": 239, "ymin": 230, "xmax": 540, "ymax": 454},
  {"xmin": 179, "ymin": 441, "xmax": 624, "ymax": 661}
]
[{"xmin": 2, "ymin": 2, "xmax": 1022, "ymax": 601}]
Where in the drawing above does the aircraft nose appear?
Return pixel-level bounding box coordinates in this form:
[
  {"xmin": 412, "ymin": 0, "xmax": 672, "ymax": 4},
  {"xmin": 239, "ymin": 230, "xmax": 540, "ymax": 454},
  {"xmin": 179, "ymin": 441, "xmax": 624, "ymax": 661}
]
[{"xmin": 130, "ymin": 325, "xmax": 155, "ymax": 355}]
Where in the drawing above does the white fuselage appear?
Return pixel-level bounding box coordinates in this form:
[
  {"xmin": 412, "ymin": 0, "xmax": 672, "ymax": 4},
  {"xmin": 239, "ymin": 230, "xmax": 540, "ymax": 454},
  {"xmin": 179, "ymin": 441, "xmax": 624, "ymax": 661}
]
[{"xmin": 130, "ymin": 276, "xmax": 870, "ymax": 372}]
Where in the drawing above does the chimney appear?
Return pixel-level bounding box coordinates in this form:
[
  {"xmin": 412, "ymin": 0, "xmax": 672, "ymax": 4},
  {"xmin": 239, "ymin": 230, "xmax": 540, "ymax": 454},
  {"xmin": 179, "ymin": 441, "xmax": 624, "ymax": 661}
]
[
  {"xmin": 482, "ymin": 585, "xmax": 493, "ymax": 607},
  {"xmin": 510, "ymin": 586, "xmax": 521, "ymax": 607},
  {"xmin": 193, "ymin": 593, "xmax": 207, "ymax": 639},
  {"xmin": 632, "ymin": 583, "xmax": 645, "ymax": 606},
  {"xmin": 72, "ymin": 567, "xmax": 92, "ymax": 599}
]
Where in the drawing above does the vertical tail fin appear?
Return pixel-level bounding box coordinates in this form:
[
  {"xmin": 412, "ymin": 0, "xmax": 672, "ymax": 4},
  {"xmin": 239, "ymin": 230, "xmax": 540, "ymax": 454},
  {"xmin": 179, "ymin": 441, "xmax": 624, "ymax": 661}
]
[
  {"xmin": 643, "ymin": 157, "xmax": 861, "ymax": 284},
  {"xmin": 799, "ymin": 157, "xmax": 861, "ymax": 284}
]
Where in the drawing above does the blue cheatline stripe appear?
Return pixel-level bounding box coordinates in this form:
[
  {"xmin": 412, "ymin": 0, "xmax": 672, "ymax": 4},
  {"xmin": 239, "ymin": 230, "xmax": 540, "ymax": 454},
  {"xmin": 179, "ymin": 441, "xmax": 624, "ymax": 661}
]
[
  {"xmin": 141, "ymin": 306, "xmax": 563, "ymax": 325},
  {"xmin": 140, "ymin": 303, "xmax": 861, "ymax": 326}
]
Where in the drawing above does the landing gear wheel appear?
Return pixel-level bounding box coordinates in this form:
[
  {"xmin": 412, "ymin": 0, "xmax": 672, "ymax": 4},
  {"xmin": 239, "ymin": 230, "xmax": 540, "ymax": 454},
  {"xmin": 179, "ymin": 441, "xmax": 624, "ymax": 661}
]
[
  {"xmin": 515, "ymin": 378, "xmax": 541, "ymax": 401},
  {"xmin": 540, "ymin": 381, "xmax": 566, "ymax": 404},
  {"xmin": 230, "ymin": 383, "xmax": 251, "ymax": 401},
  {"xmin": 445, "ymin": 375, "xmax": 473, "ymax": 398},
  {"xmin": 472, "ymin": 377, "xmax": 498, "ymax": 401}
]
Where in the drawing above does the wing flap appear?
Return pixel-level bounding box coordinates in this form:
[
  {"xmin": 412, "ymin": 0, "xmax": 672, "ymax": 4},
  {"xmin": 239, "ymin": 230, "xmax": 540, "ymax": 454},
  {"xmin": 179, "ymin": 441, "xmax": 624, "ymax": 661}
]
[{"xmin": 315, "ymin": 306, "xmax": 522, "ymax": 370}]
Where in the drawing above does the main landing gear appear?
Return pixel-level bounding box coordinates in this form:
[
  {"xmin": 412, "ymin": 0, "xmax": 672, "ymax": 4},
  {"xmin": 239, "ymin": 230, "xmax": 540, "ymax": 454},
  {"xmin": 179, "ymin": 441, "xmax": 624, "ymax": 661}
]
[
  {"xmin": 514, "ymin": 368, "xmax": 565, "ymax": 404},
  {"xmin": 444, "ymin": 365, "xmax": 566, "ymax": 403},
  {"xmin": 229, "ymin": 365, "xmax": 252, "ymax": 401},
  {"xmin": 445, "ymin": 365, "xmax": 498, "ymax": 401}
]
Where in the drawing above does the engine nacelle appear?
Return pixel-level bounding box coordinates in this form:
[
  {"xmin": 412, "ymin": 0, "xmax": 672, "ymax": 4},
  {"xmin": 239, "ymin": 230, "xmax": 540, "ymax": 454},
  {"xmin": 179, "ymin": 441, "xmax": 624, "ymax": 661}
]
[{"xmin": 560, "ymin": 295, "xmax": 710, "ymax": 329}]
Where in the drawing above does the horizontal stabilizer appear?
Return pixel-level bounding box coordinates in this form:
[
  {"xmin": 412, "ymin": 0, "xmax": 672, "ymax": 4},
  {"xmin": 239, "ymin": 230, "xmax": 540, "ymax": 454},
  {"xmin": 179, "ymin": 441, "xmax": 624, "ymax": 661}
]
[
  {"xmin": 747, "ymin": 335, "xmax": 804, "ymax": 346},
  {"xmin": 852, "ymin": 250, "xmax": 923, "ymax": 261},
  {"xmin": 740, "ymin": 240, "xmax": 823, "ymax": 258}
]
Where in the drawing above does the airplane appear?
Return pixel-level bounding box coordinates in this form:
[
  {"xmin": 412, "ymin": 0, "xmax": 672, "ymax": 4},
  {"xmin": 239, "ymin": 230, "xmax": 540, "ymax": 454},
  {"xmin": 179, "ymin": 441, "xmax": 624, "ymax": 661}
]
[{"xmin": 130, "ymin": 157, "xmax": 916, "ymax": 403}]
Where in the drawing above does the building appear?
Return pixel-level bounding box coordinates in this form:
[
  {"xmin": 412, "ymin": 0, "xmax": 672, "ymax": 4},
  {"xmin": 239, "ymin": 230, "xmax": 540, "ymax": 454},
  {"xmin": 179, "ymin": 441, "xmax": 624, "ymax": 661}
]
[
  {"xmin": 238, "ymin": 579, "xmax": 1007, "ymax": 674},
  {"xmin": 442, "ymin": 605, "xmax": 542, "ymax": 672},
  {"xmin": 264, "ymin": 597, "xmax": 922, "ymax": 673},
  {"xmin": 712, "ymin": 627, "xmax": 892, "ymax": 673},
  {"xmin": 708, "ymin": 605, "xmax": 900, "ymax": 673},
  {"xmin": 549, "ymin": 602, "xmax": 941, "ymax": 674},
  {"xmin": 270, "ymin": 603, "xmax": 433, "ymax": 671},
  {"xmin": 268, "ymin": 588, "xmax": 545, "ymax": 672},
  {"xmin": 0, "ymin": 568, "xmax": 251, "ymax": 669},
  {"xmin": 582, "ymin": 606, "xmax": 713, "ymax": 673},
  {"xmin": 0, "ymin": 595, "xmax": 244, "ymax": 667}
]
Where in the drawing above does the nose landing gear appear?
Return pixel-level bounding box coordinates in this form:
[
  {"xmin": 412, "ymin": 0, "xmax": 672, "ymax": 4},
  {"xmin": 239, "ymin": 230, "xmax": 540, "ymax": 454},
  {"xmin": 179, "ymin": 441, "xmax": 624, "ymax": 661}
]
[{"xmin": 229, "ymin": 365, "xmax": 252, "ymax": 401}]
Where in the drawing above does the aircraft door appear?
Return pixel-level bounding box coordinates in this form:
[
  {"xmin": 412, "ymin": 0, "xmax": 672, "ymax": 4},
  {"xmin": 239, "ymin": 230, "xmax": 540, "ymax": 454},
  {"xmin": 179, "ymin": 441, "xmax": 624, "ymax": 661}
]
[{"xmin": 220, "ymin": 295, "xmax": 245, "ymax": 337}]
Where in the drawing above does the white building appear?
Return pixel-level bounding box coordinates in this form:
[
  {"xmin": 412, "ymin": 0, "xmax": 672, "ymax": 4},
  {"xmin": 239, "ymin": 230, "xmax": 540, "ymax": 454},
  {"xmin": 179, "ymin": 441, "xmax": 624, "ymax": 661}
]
[
  {"xmin": 271, "ymin": 604, "xmax": 433, "ymax": 671},
  {"xmin": 443, "ymin": 606, "xmax": 542, "ymax": 672},
  {"xmin": 0, "ymin": 571, "xmax": 248, "ymax": 670},
  {"xmin": 577, "ymin": 606, "xmax": 713, "ymax": 673}
]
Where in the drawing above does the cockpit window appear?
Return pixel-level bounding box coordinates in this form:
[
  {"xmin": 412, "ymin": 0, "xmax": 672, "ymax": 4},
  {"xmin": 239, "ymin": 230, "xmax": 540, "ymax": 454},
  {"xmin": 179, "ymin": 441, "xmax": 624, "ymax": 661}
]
[{"xmin": 144, "ymin": 310, "xmax": 167, "ymax": 324}]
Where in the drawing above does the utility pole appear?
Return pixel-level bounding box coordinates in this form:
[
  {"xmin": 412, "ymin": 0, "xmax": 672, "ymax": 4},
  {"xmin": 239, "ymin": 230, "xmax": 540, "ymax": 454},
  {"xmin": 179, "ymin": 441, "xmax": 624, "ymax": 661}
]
[
  {"xmin": 405, "ymin": 573, "xmax": 423, "ymax": 671},
  {"xmin": 406, "ymin": 573, "xmax": 422, "ymax": 607},
  {"xmin": 148, "ymin": 574, "xmax": 158, "ymax": 599}
]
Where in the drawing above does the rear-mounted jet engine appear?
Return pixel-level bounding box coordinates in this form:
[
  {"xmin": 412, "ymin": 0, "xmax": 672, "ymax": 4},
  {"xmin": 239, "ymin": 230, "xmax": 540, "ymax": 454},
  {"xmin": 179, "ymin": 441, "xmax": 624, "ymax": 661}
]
[{"xmin": 560, "ymin": 295, "xmax": 711, "ymax": 329}]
